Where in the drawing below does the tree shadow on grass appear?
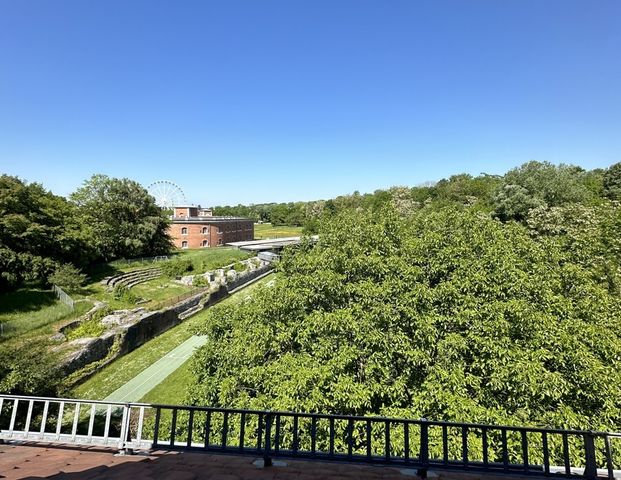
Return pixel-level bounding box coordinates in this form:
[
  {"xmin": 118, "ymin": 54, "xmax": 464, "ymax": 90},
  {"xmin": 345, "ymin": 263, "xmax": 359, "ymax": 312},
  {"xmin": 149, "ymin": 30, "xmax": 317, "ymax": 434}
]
[{"xmin": 0, "ymin": 289, "xmax": 57, "ymax": 315}]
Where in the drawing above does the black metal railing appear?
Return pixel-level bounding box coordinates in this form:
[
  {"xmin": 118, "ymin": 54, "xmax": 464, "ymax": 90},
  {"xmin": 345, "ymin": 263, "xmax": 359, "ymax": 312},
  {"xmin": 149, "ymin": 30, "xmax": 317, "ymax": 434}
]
[{"xmin": 1, "ymin": 394, "xmax": 620, "ymax": 479}]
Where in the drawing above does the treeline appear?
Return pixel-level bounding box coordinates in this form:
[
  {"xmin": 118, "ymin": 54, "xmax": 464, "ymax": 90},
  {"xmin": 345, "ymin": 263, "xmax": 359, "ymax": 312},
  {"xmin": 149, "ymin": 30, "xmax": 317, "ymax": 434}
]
[
  {"xmin": 213, "ymin": 161, "xmax": 621, "ymax": 229},
  {"xmin": 0, "ymin": 174, "xmax": 172, "ymax": 292},
  {"xmin": 189, "ymin": 160, "xmax": 621, "ymax": 432}
]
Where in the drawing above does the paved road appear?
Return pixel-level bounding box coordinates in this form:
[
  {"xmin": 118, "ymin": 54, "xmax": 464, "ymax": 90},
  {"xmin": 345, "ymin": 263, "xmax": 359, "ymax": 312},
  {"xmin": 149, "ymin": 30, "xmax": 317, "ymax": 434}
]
[{"xmin": 104, "ymin": 335, "xmax": 209, "ymax": 403}]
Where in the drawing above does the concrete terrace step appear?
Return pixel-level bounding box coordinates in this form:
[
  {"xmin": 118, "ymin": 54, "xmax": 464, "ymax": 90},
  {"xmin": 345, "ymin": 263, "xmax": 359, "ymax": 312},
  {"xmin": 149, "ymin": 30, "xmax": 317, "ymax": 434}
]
[{"xmin": 104, "ymin": 268, "xmax": 162, "ymax": 289}]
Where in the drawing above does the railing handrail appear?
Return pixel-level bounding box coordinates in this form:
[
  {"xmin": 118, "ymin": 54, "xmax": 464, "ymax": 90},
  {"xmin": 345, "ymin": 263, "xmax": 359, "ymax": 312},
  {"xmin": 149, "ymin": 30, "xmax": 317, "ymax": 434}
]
[
  {"xmin": 1, "ymin": 393, "xmax": 620, "ymax": 478},
  {"xmin": 2, "ymin": 393, "xmax": 621, "ymax": 438}
]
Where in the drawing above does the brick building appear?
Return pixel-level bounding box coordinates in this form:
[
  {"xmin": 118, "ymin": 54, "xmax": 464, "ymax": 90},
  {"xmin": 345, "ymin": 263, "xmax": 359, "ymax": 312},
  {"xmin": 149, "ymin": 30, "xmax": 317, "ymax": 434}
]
[{"xmin": 169, "ymin": 206, "xmax": 254, "ymax": 249}]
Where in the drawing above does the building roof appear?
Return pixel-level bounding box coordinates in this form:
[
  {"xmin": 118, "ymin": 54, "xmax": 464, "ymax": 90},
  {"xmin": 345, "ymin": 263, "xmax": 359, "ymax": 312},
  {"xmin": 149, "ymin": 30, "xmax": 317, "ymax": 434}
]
[
  {"xmin": 171, "ymin": 216, "xmax": 252, "ymax": 223},
  {"xmin": 227, "ymin": 236, "xmax": 318, "ymax": 251}
]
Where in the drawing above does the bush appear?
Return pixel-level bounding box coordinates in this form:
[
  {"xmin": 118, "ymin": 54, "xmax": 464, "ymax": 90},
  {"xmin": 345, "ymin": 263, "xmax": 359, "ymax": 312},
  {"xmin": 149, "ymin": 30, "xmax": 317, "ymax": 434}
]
[
  {"xmin": 0, "ymin": 344, "xmax": 62, "ymax": 396},
  {"xmin": 47, "ymin": 263, "xmax": 87, "ymax": 292},
  {"xmin": 161, "ymin": 259, "xmax": 193, "ymax": 277},
  {"xmin": 66, "ymin": 318, "xmax": 106, "ymax": 340},
  {"xmin": 193, "ymin": 275, "xmax": 208, "ymax": 287},
  {"xmin": 112, "ymin": 284, "xmax": 137, "ymax": 303},
  {"xmin": 233, "ymin": 262, "xmax": 246, "ymax": 272}
]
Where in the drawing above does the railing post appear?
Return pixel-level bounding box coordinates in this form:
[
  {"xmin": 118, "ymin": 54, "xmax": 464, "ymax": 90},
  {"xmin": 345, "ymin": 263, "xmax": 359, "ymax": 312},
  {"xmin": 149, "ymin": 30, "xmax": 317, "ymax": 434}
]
[
  {"xmin": 418, "ymin": 418, "xmax": 429, "ymax": 479},
  {"xmin": 119, "ymin": 404, "xmax": 134, "ymax": 455},
  {"xmin": 584, "ymin": 432, "xmax": 598, "ymax": 480},
  {"xmin": 263, "ymin": 412, "xmax": 273, "ymax": 467}
]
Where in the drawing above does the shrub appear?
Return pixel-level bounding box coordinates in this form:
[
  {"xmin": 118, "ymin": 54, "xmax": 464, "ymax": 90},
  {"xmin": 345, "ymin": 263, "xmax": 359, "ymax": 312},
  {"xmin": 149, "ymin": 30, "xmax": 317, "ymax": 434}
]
[
  {"xmin": 161, "ymin": 259, "xmax": 193, "ymax": 278},
  {"xmin": 233, "ymin": 262, "xmax": 246, "ymax": 272},
  {"xmin": 48, "ymin": 263, "xmax": 87, "ymax": 292},
  {"xmin": 193, "ymin": 275, "xmax": 208, "ymax": 287},
  {"xmin": 112, "ymin": 284, "xmax": 137, "ymax": 303},
  {"xmin": 66, "ymin": 318, "xmax": 106, "ymax": 340}
]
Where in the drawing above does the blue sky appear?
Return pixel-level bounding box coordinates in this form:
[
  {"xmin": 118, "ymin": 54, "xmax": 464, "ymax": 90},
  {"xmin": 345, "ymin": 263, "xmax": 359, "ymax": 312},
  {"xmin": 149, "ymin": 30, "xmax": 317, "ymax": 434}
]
[{"xmin": 0, "ymin": 0, "xmax": 619, "ymax": 205}]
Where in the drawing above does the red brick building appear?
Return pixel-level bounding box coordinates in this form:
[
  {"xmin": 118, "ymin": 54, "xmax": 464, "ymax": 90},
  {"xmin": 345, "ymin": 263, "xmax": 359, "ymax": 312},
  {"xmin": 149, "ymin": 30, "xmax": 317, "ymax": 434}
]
[{"xmin": 169, "ymin": 206, "xmax": 254, "ymax": 249}]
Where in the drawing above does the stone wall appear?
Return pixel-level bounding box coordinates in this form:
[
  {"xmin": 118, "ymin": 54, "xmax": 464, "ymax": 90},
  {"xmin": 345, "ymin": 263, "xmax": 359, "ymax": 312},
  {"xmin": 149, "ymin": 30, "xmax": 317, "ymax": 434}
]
[{"xmin": 62, "ymin": 268, "xmax": 272, "ymax": 379}]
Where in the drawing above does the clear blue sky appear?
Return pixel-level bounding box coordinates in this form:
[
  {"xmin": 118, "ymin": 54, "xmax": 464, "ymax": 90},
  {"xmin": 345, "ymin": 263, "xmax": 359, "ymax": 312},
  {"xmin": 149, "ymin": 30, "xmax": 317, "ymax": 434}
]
[{"xmin": 1, "ymin": 0, "xmax": 619, "ymax": 205}]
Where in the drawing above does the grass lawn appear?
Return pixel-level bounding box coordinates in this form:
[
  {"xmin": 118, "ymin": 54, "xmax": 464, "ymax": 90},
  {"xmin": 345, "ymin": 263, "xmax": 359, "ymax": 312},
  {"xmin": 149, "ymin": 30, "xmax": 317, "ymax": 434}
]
[
  {"xmin": 175, "ymin": 247, "xmax": 250, "ymax": 271},
  {"xmin": 139, "ymin": 358, "xmax": 194, "ymax": 405},
  {"xmin": 254, "ymin": 223, "xmax": 303, "ymax": 240},
  {"xmin": 0, "ymin": 289, "xmax": 93, "ymax": 341},
  {"xmin": 71, "ymin": 273, "xmax": 275, "ymax": 401}
]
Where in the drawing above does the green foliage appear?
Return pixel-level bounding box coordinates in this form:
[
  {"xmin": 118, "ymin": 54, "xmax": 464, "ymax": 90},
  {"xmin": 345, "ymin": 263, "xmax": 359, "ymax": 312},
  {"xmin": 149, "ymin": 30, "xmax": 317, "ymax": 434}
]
[
  {"xmin": 112, "ymin": 284, "xmax": 137, "ymax": 303},
  {"xmin": 493, "ymin": 161, "xmax": 595, "ymax": 221},
  {"xmin": 0, "ymin": 174, "xmax": 173, "ymax": 292},
  {"xmin": 48, "ymin": 263, "xmax": 87, "ymax": 292},
  {"xmin": 90, "ymin": 306, "xmax": 112, "ymax": 322},
  {"xmin": 71, "ymin": 174, "xmax": 173, "ymax": 261},
  {"xmin": 603, "ymin": 162, "xmax": 621, "ymax": 200},
  {"xmin": 0, "ymin": 343, "xmax": 62, "ymax": 395},
  {"xmin": 0, "ymin": 175, "xmax": 91, "ymax": 291},
  {"xmin": 161, "ymin": 258, "xmax": 194, "ymax": 277},
  {"xmin": 66, "ymin": 318, "xmax": 106, "ymax": 340},
  {"xmin": 232, "ymin": 262, "xmax": 246, "ymax": 272},
  {"xmin": 188, "ymin": 206, "xmax": 621, "ymax": 434},
  {"xmin": 193, "ymin": 275, "xmax": 208, "ymax": 287}
]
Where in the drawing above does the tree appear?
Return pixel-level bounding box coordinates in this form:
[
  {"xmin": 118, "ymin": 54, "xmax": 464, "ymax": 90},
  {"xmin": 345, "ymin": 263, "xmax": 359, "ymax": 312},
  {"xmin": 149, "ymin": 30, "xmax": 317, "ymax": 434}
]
[
  {"xmin": 71, "ymin": 174, "xmax": 173, "ymax": 261},
  {"xmin": 603, "ymin": 162, "xmax": 621, "ymax": 200},
  {"xmin": 48, "ymin": 263, "xmax": 87, "ymax": 292},
  {"xmin": 0, "ymin": 175, "xmax": 91, "ymax": 290},
  {"xmin": 187, "ymin": 206, "xmax": 621, "ymax": 433},
  {"xmin": 493, "ymin": 161, "xmax": 594, "ymax": 221}
]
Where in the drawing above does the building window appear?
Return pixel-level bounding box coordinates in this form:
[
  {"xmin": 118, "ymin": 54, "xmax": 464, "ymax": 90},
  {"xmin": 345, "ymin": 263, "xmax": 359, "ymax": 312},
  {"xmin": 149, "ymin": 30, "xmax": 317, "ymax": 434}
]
[
  {"xmin": 181, "ymin": 227, "xmax": 188, "ymax": 235},
  {"xmin": 218, "ymin": 238, "xmax": 223, "ymax": 246},
  {"xmin": 181, "ymin": 241, "xmax": 188, "ymax": 249},
  {"xmin": 202, "ymin": 227, "xmax": 208, "ymax": 234},
  {"xmin": 202, "ymin": 240, "xmax": 208, "ymax": 247}
]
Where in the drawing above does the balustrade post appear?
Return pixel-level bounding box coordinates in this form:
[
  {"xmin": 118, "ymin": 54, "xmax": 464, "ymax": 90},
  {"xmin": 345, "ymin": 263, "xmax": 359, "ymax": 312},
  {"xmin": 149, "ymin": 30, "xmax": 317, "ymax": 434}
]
[
  {"xmin": 263, "ymin": 412, "xmax": 273, "ymax": 467},
  {"xmin": 418, "ymin": 419, "xmax": 429, "ymax": 479},
  {"xmin": 584, "ymin": 432, "xmax": 598, "ymax": 480}
]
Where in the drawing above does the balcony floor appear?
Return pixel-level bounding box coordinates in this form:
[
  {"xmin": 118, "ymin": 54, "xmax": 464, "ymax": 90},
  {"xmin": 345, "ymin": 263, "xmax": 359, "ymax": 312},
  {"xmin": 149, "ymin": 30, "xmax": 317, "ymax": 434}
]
[{"xmin": 0, "ymin": 442, "xmax": 534, "ymax": 480}]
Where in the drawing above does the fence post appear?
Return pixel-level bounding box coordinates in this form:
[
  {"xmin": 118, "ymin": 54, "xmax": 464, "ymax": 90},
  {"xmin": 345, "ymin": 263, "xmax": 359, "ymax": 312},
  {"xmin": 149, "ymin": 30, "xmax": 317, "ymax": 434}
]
[
  {"xmin": 584, "ymin": 433, "xmax": 598, "ymax": 480},
  {"xmin": 263, "ymin": 412, "xmax": 273, "ymax": 467},
  {"xmin": 418, "ymin": 419, "xmax": 429, "ymax": 478},
  {"xmin": 118, "ymin": 404, "xmax": 134, "ymax": 455}
]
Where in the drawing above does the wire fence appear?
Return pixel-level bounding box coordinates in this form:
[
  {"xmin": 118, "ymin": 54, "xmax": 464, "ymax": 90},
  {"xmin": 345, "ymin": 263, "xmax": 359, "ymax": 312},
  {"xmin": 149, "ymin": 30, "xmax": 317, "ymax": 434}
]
[{"xmin": 52, "ymin": 285, "xmax": 74, "ymax": 310}]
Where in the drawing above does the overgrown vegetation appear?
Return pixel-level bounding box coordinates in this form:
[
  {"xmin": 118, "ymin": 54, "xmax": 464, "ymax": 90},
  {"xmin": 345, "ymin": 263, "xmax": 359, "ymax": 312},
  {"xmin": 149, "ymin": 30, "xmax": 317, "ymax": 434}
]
[
  {"xmin": 65, "ymin": 318, "xmax": 106, "ymax": 341},
  {"xmin": 47, "ymin": 263, "xmax": 87, "ymax": 292}
]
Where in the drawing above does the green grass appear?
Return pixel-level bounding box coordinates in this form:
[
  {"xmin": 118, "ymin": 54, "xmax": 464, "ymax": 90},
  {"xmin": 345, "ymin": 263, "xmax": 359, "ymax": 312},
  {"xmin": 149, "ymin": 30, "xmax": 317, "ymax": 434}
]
[
  {"xmin": 77, "ymin": 248, "xmax": 251, "ymax": 311},
  {"xmin": 71, "ymin": 312, "xmax": 204, "ymax": 400},
  {"xmin": 254, "ymin": 223, "xmax": 303, "ymax": 240},
  {"xmin": 139, "ymin": 358, "xmax": 194, "ymax": 405},
  {"xmin": 0, "ymin": 289, "xmax": 93, "ymax": 340},
  {"xmin": 174, "ymin": 246, "xmax": 250, "ymax": 271},
  {"xmin": 71, "ymin": 273, "xmax": 275, "ymax": 401}
]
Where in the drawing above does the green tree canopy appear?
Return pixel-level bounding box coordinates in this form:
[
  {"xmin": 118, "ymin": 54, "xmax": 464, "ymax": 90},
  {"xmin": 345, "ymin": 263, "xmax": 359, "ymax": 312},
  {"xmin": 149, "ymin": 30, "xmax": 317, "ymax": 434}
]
[
  {"xmin": 0, "ymin": 175, "xmax": 91, "ymax": 290},
  {"xmin": 603, "ymin": 162, "xmax": 621, "ymax": 200},
  {"xmin": 188, "ymin": 206, "xmax": 621, "ymax": 431},
  {"xmin": 493, "ymin": 161, "xmax": 595, "ymax": 221},
  {"xmin": 71, "ymin": 174, "xmax": 172, "ymax": 261}
]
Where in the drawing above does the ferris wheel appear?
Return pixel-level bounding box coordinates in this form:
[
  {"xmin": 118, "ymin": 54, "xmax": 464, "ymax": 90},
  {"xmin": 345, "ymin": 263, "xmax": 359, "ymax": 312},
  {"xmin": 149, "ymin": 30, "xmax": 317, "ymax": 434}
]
[{"xmin": 147, "ymin": 180, "xmax": 187, "ymax": 209}]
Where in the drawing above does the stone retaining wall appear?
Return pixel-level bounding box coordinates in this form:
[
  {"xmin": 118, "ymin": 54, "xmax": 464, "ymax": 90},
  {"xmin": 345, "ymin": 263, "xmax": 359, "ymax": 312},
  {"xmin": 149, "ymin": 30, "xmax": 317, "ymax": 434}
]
[{"xmin": 62, "ymin": 267, "xmax": 273, "ymax": 379}]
